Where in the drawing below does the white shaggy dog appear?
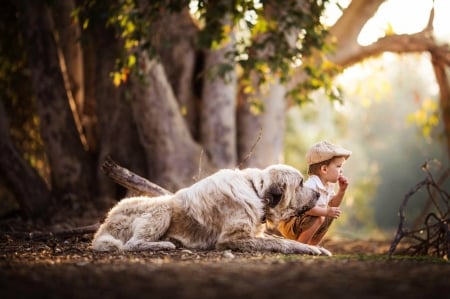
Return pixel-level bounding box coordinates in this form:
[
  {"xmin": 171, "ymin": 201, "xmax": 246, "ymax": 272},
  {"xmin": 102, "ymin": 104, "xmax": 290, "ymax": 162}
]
[{"xmin": 92, "ymin": 164, "xmax": 331, "ymax": 255}]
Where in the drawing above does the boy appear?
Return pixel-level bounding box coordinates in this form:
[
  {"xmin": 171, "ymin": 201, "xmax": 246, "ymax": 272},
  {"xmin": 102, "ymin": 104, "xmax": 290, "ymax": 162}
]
[{"xmin": 277, "ymin": 141, "xmax": 351, "ymax": 245}]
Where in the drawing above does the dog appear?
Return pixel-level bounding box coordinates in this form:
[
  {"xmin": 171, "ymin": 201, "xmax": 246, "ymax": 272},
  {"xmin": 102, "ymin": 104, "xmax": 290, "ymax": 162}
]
[{"xmin": 92, "ymin": 164, "xmax": 331, "ymax": 255}]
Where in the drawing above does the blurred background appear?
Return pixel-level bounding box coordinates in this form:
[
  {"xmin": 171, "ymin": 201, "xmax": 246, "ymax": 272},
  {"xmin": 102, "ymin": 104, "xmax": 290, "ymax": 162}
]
[{"xmin": 285, "ymin": 0, "xmax": 450, "ymax": 238}]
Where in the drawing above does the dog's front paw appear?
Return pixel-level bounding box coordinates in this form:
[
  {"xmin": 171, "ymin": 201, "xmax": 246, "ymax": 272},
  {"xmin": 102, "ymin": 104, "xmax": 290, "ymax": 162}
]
[
  {"xmin": 290, "ymin": 243, "xmax": 322, "ymax": 255},
  {"xmin": 315, "ymin": 246, "xmax": 332, "ymax": 256}
]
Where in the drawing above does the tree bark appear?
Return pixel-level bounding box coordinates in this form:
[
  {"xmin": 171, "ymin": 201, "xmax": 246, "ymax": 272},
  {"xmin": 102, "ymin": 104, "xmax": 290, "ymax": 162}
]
[
  {"xmin": 86, "ymin": 18, "xmax": 147, "ymax": 204},
  {"xmin": 50, "ymin": 0, "xmax": 88, "ymax": 150},
  {"xmin": 131, "ymin": 56, "xmax": 211, "ymax": 190},
  {"xmin": 237, "ymin": 80, "xmax": 286, "ymax": 168},
  {"xmin": 431, "ymin": 58, "xmax": 450, "ymax": 154},
  {"xmin": 0, "ymin": 101, "xmax": 51, "ymax": 218},
  {"xmin": 19, "ymin": 0, "xmax": 93, "ymax": 204},
  {"xmin": 155, "ymin": 8, "xmax": 200, "ymax": 138},
  {"xmin": 201, "ymin": 18, "xmax": 238, "ymax": 169}
]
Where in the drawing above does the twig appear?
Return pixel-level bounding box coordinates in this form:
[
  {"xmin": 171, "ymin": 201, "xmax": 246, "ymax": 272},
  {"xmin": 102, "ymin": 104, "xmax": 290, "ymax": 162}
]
[{"xmin": 237, "ymin": 127, "xmax": 263, "ymax": 169}]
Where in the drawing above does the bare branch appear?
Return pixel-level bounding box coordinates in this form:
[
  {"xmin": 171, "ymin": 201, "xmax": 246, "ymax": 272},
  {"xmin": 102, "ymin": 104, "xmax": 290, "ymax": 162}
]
[
  {"xmin": 101, "ymin": 156, "xmax": 173, "ymax": 197},
  {"xmin": 389, "ymin": 161, "xmax": 450, "ymax": 259},
  {"xmin": 237, "ymin": 127, "xmax": 263, "ymax": 169}
]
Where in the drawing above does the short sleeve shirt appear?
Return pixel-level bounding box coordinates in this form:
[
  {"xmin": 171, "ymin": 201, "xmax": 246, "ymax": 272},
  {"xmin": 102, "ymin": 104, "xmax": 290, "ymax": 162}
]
[{"xmin": 304, "ymin": 175, "xmax": 335, "ymax": 207}]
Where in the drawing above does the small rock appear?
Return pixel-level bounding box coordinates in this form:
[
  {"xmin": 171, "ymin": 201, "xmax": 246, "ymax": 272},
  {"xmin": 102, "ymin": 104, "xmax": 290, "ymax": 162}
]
[{"xmin": 222, "ymin": 250, "xmax": 235, "ymax": 259}]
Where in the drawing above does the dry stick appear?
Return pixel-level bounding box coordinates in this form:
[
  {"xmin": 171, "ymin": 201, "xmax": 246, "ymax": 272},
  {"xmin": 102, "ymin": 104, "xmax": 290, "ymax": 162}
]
[
  {"xmin": 237, "ymin": 127, "xmax": 263, "ymax": 169},
  {"xmin": 412, "ymin": 169, "xmax": 450, "ymax": 229},
  {"xmin": 1, "ymin": 223, "xmax": 101, "ymax": 241},
  {"xmin": 388, "ymin": 177, "xmax": 430, "ymax": 256},
  {"xmin": 101, "ymin": 156, "xmax": 172, "ymax": 197}
]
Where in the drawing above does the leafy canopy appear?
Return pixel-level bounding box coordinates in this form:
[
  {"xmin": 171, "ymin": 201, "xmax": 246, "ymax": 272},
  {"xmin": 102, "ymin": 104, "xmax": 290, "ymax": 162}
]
[{"xmin": 76, "ymin": 0, "xmax": 335, "ymax": 103}]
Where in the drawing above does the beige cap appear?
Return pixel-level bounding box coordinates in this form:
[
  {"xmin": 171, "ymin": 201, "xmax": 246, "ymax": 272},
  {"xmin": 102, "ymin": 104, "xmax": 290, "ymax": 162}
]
[{"xmin": 306, "ymin": 141, "xmax": 352, "ymax": 166}]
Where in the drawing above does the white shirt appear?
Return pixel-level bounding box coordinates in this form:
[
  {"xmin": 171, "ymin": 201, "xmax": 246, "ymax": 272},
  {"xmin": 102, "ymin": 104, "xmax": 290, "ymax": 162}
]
[{"xmin": 304, "ymin": 175, "xmax": 335, "ymax": 207}]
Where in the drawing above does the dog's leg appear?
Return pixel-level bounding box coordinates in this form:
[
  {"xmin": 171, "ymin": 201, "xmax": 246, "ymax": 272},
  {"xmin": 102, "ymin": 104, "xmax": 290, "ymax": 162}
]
[
  {"xmin": 123, "ymin": 239, "xmax": 176, "ymax": 251},
  {"xmin": 92, "ymin": 232, "xmax": 124, "ymax": 252},
  {"xmin": 122, "ymin": 210, "xmax": 175, "ymax": 251},
  {"xmin": 217, "ymin": 231, "xmax": 331, "ymax": 255}
]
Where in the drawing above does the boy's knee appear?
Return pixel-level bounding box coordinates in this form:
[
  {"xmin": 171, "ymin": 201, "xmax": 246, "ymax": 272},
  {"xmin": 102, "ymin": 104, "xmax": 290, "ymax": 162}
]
[{"xmin": 317, "ymin": 216, "xmax": 326, "ymax": 225}]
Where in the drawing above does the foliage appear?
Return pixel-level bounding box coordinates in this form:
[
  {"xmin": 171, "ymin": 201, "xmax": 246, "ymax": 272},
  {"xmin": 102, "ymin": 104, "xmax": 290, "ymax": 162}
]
[
  {"xmin": 76, "ymin": 0, "xmax": 333, "ymax": 101},
  {"xmin": 287, "ymin": 58, "xmax": 343, "ymax": 105},
  {"xmin": 407, "ymin": 98, "xmax": 440, "ymax": 142}
]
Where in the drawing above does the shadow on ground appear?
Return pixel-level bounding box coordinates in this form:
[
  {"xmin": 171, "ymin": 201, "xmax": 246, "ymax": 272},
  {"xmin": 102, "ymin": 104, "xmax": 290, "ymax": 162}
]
[{"xmin": 0, "ymin": 234, "xmax": 448, "ymax": 299}]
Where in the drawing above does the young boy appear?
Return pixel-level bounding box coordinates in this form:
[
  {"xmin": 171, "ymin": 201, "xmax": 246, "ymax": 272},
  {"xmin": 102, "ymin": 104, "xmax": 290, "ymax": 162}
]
[{"xmin": 277, "ymin": 141, "xmax": 351, "ymax": 245}]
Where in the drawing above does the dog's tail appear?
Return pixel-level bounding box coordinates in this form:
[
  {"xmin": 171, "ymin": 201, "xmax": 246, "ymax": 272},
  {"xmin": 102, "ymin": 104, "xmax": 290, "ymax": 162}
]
[{"xmin": 91, "ymin": 233, "xmax": 123, "ymax": 252}]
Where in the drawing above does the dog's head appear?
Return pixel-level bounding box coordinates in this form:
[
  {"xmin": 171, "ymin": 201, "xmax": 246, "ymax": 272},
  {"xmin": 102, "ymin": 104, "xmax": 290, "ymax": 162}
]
[{"xmin": 245, "ymin": 164, "xmax": 320, "ymax": 224}]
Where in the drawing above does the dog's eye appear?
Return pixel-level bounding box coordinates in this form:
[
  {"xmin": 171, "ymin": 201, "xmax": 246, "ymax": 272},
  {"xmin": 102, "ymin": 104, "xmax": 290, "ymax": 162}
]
[{"xmin": 299, "ymin": 179, "xmax": 303, "ymax": 188}]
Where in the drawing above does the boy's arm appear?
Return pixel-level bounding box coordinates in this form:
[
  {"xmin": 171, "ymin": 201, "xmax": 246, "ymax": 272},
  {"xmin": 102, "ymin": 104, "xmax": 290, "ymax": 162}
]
[
  {"xmin": 329, "ymin": 176, "xmax": 349, "ymax": 207},
  {"xmin": 329, "ymin": 191, "xmax": 345, "ymax": 207},
  {"xmin": 305, "ymin": 206, "xmax": 328, "ymax": 217},
  {"xmin": 305, "ymin": 206, "xmax": 341, "ymax": 218}
]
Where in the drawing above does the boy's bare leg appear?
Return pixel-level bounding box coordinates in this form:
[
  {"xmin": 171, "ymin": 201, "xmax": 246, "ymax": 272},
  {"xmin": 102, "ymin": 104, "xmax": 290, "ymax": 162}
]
[
  {"xmin": 309, "ymin": 217, "xmax": 334, "ymax": 245},
  {"xmin": 296, "ymin": 217, "xmax": 323, "ymax": 244}
]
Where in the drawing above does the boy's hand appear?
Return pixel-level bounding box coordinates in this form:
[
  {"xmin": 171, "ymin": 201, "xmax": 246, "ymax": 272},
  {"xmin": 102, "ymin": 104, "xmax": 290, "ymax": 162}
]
[
  {"xmin": 338, "ymin": 175, "xmax": 349, "ymax": 192},
  {"xmin": 327, "ymin": 207, "xmax": 341, "ymax": 218}
]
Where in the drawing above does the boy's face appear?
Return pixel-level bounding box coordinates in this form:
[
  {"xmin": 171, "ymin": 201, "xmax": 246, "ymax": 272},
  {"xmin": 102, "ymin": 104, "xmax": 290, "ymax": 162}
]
[{"xmin": 321, "ymin": 156, "xmax": 346, "ymax": 184}]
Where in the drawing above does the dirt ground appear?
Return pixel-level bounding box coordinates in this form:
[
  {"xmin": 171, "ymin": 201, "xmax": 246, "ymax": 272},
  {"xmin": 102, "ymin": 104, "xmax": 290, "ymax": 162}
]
[{"xmin": 0, "ymin": 228, "xmax": 449, "ymax": 299}]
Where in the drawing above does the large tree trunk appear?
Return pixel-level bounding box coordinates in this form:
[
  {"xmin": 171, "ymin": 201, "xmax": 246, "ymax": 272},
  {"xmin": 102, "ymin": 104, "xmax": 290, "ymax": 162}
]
[
  {"xmin": 130, "ymin": 56, "xmax": 211, "ymax": 190},
  {"xmin": 86, "ymin": 17, "xmax": 147, "ymax": 204},
  {"xmin": 237, "ymin": 80, "xmax": 286, "ymax": 168},
  {"xmin": 200, "ymin": 16, "xmax": 238, "ymax": 169},
  {"xmin": 155, "ymin": 8, "xmax": 200, "ymax": 139},
  {"xmin": 50, "ymin": 0, "xmax": 88, "ymax": 150},
  {"xmin": 0, "ymin": 101, "xmax": 51, "ymax": 218},
  {"xmin": 19, "ymin": 0, "xmax": 93, "ymax": 205}
]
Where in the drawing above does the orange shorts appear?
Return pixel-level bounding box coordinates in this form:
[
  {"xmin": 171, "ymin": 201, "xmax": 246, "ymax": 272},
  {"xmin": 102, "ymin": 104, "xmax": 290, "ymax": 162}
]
[{"xmin": 277, "ymin": 214, "xmax": 334, "ymax": 241}]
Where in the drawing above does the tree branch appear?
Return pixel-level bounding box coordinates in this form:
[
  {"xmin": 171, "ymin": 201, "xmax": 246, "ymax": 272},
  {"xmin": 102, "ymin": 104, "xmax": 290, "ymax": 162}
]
[
  {"xmin": 389, "ymin": 162, "xmax": 450, "ymax": 258},
  {"xmin": 336, "ymin": 31, "xmax": 450, "ymax": 68}
]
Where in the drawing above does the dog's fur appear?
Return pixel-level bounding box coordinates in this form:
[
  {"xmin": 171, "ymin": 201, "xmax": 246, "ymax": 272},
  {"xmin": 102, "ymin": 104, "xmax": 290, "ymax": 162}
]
[{"xmin": 92, "ymin": 164, "xmax": 331, "ymax": 255}]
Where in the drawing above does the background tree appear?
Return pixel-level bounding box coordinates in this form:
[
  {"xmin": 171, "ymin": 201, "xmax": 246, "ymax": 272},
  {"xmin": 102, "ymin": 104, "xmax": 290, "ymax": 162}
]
[{"xmin": 0, "ymin": 0, "xmax": 448, "ymax": 224}]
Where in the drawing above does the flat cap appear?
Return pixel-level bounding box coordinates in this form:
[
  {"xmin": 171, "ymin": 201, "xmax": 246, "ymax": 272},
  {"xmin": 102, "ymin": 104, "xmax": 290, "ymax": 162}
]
[{"xmin": 306, "ymin": 141, "xmax": 352, "ymax": 166}]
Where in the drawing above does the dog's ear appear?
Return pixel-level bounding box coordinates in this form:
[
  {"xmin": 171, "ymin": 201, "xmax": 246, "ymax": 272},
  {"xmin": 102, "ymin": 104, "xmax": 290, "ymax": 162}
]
[{"xmin": 266, "ymin": 183, "xmax": 285, "ymax": 208}]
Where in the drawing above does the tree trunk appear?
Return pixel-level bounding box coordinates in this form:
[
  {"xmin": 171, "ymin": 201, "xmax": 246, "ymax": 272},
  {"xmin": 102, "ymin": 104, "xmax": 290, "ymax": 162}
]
[
  {"xmin": 130, "ymin": 56, "xmax": 210, "ymax": 190},
  {"xmin": 431, "ymin": 59, "xmax": 450, "ymax": 154},
  {"xmin": 19, "ymin": 0, "xmax": 93, "ymax": 205},
  {"xmin": 201, "ymin": 19, "xmax": 238, "ymax": 169},
  {"xmin": 50, "ymin": 0, "xmax": 88, "ymax": 150},
  {"xmin": 0, "ymin": 101, "xmax": 51, "ymax": 218},
  {"xmin": 237, "ymin": 79, "xmax": 286, "ymax": 168},
  {"xmin": 155, "ymin": 8, "xmax": 200, "ymax": 139},
  {"xmin": 86, "ymin": 18, "xmax": 147, "ymax": 204}
]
